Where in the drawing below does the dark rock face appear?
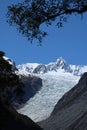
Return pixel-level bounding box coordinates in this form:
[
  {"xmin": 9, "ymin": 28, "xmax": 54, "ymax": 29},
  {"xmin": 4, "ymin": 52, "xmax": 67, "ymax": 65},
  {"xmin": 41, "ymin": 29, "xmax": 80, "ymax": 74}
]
[
  {"xmin": 21, "ymin": 75, "xmax": 42, "ymax": 103},
  {"xmin": 66, "ymin": 112, "xmax": 87, "ymax": 130},
  {"xmin": 0, "ymin": 100, "xmax": 43, "ymax": 130},
  {"xmin": 39, "ymin": 72, "xmax": 87, "ymax": 130},
  {"xmin": 0, "ymin": 77, "xmax": 24, "ymax": 108},
  {"xmin": 33, "ymin": 64, "xmax": 47, "ymax": 74}
]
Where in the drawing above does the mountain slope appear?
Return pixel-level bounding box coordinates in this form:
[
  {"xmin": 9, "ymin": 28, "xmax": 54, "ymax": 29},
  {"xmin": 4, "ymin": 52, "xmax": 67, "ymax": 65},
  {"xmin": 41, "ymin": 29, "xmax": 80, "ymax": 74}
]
[
  {"xmin": 39, "ymin": 72, "xmax": 87, "ymax": 130},
  {"xmin": 0, "ymin": 52, "xmax": 43, "ymax": 129},
  {"xmin": 0, "ymin": 100, "xmax": 43, "ymax": 130},
  {"xmin": 66, "ymin": 112, "xmax": 87, "ymax": 130},
  {"xmin": 21, "ymin": 75, "xmax": 42, "ymax": 103},
  {"xmin": 0, "ymin": 52, "xmax": 25, "ymax": 106}
]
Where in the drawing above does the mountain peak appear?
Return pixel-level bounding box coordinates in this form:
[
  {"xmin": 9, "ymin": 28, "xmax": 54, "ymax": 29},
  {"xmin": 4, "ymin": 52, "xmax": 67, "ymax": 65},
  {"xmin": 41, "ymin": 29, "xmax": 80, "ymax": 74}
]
[
  {"xmin": 56, "ymin": 57, "xmax": 69, "ymax": 69},
  {"xmin": 17, "ymin": 57, "xmax": 87, "ymax": 76},
  {"xmin": 56, "ymin": 57, "xmax": 66, "ymax": 63}
]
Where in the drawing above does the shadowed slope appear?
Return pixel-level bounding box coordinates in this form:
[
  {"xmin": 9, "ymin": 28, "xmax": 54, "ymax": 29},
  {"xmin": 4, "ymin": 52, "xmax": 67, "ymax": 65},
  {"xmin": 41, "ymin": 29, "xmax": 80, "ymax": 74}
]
[{"xmin": 0, "ymin": 100, "xmax": 43, "ymax": 130}]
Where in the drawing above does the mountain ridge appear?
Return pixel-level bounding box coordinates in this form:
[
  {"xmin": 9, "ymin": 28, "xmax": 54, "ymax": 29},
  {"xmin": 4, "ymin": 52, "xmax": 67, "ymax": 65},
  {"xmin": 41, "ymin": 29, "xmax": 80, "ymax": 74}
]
[{"xmin": 17, "ymin": 57, "xmax": 87, "ymax": 76}]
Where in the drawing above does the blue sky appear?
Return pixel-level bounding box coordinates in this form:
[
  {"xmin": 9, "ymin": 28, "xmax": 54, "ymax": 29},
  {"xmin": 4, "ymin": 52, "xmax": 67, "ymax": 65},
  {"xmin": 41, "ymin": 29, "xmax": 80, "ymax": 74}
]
[{"xmin": 0, "ymin": 0, "xmax": 87, "ymax": 65}]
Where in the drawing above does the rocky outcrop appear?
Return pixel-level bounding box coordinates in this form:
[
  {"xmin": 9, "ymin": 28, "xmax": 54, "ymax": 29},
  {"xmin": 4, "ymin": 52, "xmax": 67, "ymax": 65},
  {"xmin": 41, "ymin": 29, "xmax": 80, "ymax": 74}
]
[
  {"xmin": 66, "ymin": 112, "xmax": 87, "ymax": 130},
  {"xmin": 0, "ymin": 100, "xmax": 43, "ymax": 130},
  {"xmin": 21, "ymin": 75, "xmax": 42, "ymax": 103},
  {"xmin": 33, "ymin": 64, "xmax": 47, "ymax": 74},
  {"xmin": 39, "ymin": 72, "xmax": 87, "ymax": 130}
]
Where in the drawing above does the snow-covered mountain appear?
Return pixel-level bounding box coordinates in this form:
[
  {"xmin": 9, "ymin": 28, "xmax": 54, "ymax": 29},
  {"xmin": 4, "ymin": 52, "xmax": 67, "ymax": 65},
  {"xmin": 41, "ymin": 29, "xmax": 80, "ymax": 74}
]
[
  {"xmin": 17, "ymin": 57, "xmax": 87, "ymax": 76},
  {"xmin": 17, "ymin": 58, "xmax": 87, "ymax": 122}
]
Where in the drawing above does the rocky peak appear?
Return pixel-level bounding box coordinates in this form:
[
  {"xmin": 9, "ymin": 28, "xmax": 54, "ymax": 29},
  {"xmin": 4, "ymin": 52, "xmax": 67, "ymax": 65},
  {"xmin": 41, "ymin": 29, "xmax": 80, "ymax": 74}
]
[
  {"xmin": 56, "ymin": 57, "xmax": 67, "ymax": 66},
  {"xmin": 56, "ymin": 57, "xmax": 71, "ymax": 71},
  {"xmin": 33, "ymin": 64, "xmax": 47, "ymax": 74}
]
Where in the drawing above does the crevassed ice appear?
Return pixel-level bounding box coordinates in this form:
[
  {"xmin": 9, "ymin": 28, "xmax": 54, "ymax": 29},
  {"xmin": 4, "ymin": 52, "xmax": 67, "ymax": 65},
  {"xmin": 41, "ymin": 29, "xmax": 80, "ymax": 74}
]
[{"xmin": 18, "ymin": 72, "xmax": 80, "ymax": 122}]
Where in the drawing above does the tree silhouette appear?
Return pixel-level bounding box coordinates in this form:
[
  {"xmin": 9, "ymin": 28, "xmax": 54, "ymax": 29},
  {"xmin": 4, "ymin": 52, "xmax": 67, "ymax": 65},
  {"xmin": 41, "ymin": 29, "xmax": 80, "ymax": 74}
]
[
  {"xmin": 0, "ymin": 51, "xmax": 24, "ymax": 104},
  {"xmin": 0, "ymin": 51, "xmax": 5, "ymax": 58},
  {"xmin": 7, "ymin": 0, "xmax": 87, "ymax": 43}
]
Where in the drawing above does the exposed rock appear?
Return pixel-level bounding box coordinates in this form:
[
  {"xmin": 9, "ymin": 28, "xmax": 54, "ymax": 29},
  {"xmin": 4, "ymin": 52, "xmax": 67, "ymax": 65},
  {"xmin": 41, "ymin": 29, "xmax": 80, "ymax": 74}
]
[
  {"xmin": 21, "ymin": 75, "xmax": 42, "ymax": 103},
  {"xmin": 39, "ymin": 72, "xmax": 87, "ymax": 130},
  {"xmin": 66, "ymin": 112, "xmax": 87, "ymax": 130},
  {"xmin": 0, "ymin": 100, "xmax": 43, "ymax": 130},
  {"xmin": 33, "ymin": 64, "xmax": 47, "ymax": 74}
]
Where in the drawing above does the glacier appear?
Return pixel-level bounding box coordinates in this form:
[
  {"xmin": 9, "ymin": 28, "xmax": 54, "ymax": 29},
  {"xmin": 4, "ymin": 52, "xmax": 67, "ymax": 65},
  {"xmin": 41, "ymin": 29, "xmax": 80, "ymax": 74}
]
[
  {"xmin": 18, "ymin": 72, "xmax": 80, "ymax": 122},
  {"xmin": 17, "ymin": 57, "xmax": 87, "ymax": 122}
]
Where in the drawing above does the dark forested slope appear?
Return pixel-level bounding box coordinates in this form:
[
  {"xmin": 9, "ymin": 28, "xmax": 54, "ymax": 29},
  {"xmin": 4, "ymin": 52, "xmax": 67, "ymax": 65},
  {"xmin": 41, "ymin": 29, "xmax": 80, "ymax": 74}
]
[{"xmin": 0, "ymin": 100, "xmax": 43, "ymax": 130}]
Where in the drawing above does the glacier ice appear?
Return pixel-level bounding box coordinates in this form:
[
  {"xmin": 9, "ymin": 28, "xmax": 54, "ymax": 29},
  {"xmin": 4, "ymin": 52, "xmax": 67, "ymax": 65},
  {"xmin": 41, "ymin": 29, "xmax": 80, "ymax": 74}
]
[{"xmin": 18, "ymin": 72, "xmax": 80, "ymax": 122}]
